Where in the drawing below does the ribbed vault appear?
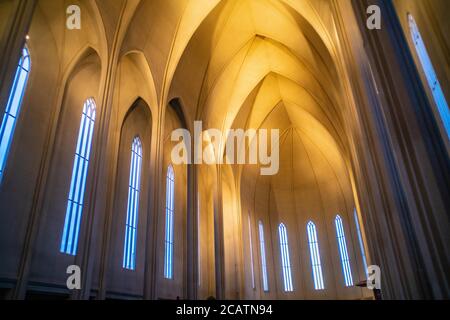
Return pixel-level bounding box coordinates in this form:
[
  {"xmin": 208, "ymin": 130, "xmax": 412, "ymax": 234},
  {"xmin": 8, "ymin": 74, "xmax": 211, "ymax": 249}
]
[{"xmin": 166, "ymin": 0, "xmax": 348, "ymax": 162}]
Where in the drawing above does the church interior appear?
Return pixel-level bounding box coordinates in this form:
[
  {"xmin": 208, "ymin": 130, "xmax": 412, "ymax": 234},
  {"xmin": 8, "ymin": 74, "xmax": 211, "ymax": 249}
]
[{"xmin": 0, "ymin": 0, "xmax": 448, "ymax": 300}]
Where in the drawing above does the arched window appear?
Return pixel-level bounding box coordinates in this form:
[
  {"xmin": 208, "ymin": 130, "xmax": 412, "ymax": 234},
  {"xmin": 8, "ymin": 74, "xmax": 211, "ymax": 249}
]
[
  {"xmin": 408, "ymin": 13, "xmax": 449, "ymax": 139},
  {"xmin": 164, "ymin": 164, "xmax": 175, "ymax": 279},
  {"xmin": 248, "ymin": 213, "xmax": 255, "ymax": 289},
  {"xmin": 60, "ymin": 98, "xmax": 96, "ymax": 255},
  {"xmin": 307, "ymin": 221, "xmax": 325, "ymax": 290},
  {"xmin": 354, "ymin": 209, "xmax": 368, "ymax": 278},
  {"xmin": 335, "ymin": 215, "xmax": 353, "ymax": 287},
  {"xmin": 0, "ymin": 46, "xmax": 30, "ymax": 181},
  {"xmin": 123, "ymin": 137, "xmax": 143, "ymax": 270},
  {"xmin": 258, "ymin": 221, "xmax": 269, "ymax": 292},
  {"xmin": 278, "ymin": 223, "xmax": 293, "ymax": 292}
]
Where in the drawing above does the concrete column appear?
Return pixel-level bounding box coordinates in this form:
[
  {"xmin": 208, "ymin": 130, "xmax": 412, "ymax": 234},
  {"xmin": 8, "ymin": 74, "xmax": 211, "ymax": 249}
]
[
  {"xmin": 4, "ymin": 0, "xmax": 37, "ymax": 300},
  {"xmin": 186, "ymin": 162, "xmax": 198, "ymax": 299},
  {"xmin": 350, "ymin": 0, "xmax": 450, "ymax": 299},
  {"xmin": 213, "ymin": 165, "xmax": 225, "ymax": 299},
  {"xmin": 143, "ymin": 96, "xmax": 165, "ymax": 300}
]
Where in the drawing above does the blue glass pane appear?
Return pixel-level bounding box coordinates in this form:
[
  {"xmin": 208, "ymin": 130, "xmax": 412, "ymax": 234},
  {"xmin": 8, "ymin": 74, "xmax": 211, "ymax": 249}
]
[
  {"xmin": 354, "ymin": 209, "xmax": 368, "ymax": 278},
  {"xmin": 8, "ymin": 69, "xmax": 28, "ymax": 117},
  {"xmin": 258, "ymin": 221, "xmax": 269, "ymax": 292},
  {"xmin": 0, "ymin": 46, "xmax": 30, "ymax": 182},
  {"xmin": 248, "ymin": 214, "xmax": 255, "ymax": 289},
  {"xmin": 335, "ymin": 215, "xmax": 354, "ymax": 287},
  {"xmin": 0, "ymin": 116, "xmax": 15, "ymax": 170},
  {"xmin": 409, "ymin": 14, "xmax": 450, "ymax": 140},
  {"xmin": 123, "ymin": 137, "xmax": 143, "ymax": 270},
  {"xmin": 164, "ymin": 165, "xmax": 175, "ymax": 279},
  {"xmin": 307, "ymin": 221, "xmax": 325, "ymax": 290},
  {"xmin": 60, "ymin": 98, "xmax": 96, "ymax": 255},
  {"xmin": 278, "ymin": 223, "xmax": 293, "ymax": 292},
  {"xmin": 22, "ymin": 54, "xmax": 30, "ymax": 72}
]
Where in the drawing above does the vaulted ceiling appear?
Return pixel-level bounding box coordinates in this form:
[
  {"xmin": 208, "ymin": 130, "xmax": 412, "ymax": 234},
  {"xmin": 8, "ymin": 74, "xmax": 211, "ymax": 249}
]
[{"xmin": 34, "ymin": 0, "xmax": 354, "ymax": 203}]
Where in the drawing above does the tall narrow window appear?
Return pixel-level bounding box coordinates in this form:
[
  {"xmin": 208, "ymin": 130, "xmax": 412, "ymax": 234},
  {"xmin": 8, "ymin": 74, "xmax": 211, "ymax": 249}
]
[
  {"xmin": 164, "ymin": 165, "xmax": 175, "ymax": 279},
  {"xmin": 248, "ymin": 213, "xmax": 255, "ymax": 289},
  {"xmin": 278, "ymin": 223, "xmax": 293, "ymax": 292},
  {"xmin": 0, "ymin": 46, "xmax": 30, "ymax": 181},
  {"xmin": 123, "ymin": 137, "xmax": 143, "ymax": 270},
  {"xmin": 354, "ymin": 209, "xmax": 368, "ymax": 278},
  {"xmin": 307, "ymin": 221, "xmax": 325, "ymax": 290},
  {"xmin": 258, "ymin": 221, "xmax": 269, "ymax": 292},
  {"xmin": 408, "ymin": 14, "xmax": 449, "ymax": 139},
  {"xmin": 335, "ymin": 215, "xmax": 353, "ymax": 287},
  {"xmin": 60, "ymin": 98, "xmax": 96, "ymax": 255}
]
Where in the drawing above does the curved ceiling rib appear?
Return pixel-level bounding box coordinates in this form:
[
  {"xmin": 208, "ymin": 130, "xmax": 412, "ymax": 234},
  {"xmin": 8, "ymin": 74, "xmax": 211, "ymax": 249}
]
[
  {"xmin": 115, "ymin": 0, "xmax": 353, "ymax": 185},
  {"xmin": 165, "ymin": 0, "xmax": 347, "ymax": 150}
]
